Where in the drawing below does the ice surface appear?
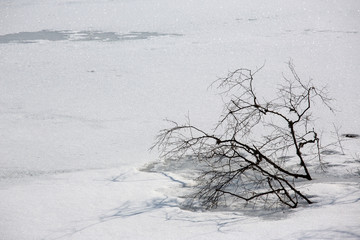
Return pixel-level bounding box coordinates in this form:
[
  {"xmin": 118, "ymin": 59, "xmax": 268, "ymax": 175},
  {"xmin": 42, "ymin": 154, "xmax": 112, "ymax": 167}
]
[{"xmin": 0, "ymin": 0, "xmax": 359, "ymax": 239}]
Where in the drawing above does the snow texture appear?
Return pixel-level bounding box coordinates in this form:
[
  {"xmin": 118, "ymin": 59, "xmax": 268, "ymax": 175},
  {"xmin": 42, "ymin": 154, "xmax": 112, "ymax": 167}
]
[{"xmin": 0, "ymin": 0, "xmax": 359, "ymax": 239}]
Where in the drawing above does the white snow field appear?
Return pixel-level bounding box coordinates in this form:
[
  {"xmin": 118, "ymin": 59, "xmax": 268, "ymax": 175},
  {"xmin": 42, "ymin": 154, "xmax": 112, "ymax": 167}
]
[{"xmin": 1, "ymin": 0, "xmax": 360, "ymax": 239}]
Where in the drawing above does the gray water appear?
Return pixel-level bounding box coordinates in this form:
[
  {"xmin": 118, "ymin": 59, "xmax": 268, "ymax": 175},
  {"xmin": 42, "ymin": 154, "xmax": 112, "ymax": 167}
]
[{"xmin": 0, "ymin": 30, "xmax": 182, "ymax": 44}]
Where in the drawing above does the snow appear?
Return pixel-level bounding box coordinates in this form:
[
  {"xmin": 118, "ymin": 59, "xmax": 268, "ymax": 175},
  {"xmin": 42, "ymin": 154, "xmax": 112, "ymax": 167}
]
[{"xmin": 0, "ymin": 0, "xmax": 360, "ymax": 239}]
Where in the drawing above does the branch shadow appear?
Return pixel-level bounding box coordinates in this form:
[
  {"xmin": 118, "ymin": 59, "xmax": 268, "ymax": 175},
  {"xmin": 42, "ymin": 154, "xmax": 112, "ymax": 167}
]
[
  {"xmin": 285, "ymin": 228, "xmax": 360, "ymax": 240},
  {"xmin": 42, "ymin": 196, "xmax": 180, "ymax": 240}
]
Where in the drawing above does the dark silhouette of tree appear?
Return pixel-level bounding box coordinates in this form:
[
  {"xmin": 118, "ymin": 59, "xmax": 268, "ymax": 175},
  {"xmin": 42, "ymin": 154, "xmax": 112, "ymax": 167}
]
[{"xmin": 152, "ymin": 61, "xmax": 333, "ymax": 209}]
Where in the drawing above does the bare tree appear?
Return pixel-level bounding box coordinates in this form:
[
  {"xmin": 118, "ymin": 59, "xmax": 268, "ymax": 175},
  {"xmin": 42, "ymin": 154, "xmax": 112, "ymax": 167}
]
[{"xmin": 152, "ymin": 61, "xmax": 333, "ymax": 209}]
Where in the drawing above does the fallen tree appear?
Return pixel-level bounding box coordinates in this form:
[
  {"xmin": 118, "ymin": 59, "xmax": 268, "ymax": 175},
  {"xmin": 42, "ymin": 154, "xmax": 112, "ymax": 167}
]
[{"xmin": 152, "ymin": 61, "xmax": 333, "ymax": 209}]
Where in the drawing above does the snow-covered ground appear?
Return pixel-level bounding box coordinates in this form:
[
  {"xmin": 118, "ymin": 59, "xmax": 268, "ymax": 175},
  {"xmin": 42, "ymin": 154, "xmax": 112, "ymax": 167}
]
[{"xmin": 0, "ymin": 0, "xmax": 359, "ymax": 239}]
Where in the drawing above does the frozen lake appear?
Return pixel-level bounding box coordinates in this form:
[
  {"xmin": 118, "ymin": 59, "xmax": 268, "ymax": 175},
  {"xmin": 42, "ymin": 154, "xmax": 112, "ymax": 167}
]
[
  {"xmin": 1, "ymin": 0, "xmax": 359, "ymax": 173},
  {"xmin": 0, "ymin": 0, "xmax": 359, "ymax": 239}
]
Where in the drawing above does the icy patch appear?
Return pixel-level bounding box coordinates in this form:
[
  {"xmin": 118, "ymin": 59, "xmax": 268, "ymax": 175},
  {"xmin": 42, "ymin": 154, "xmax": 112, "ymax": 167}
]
[
  {"xmin": 0, "ymin": 30, "xmax": 182, "ymax": 44},
  {"xmin": 141, "ymin": 156, "xmax": 205, "ymax": 189}
]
